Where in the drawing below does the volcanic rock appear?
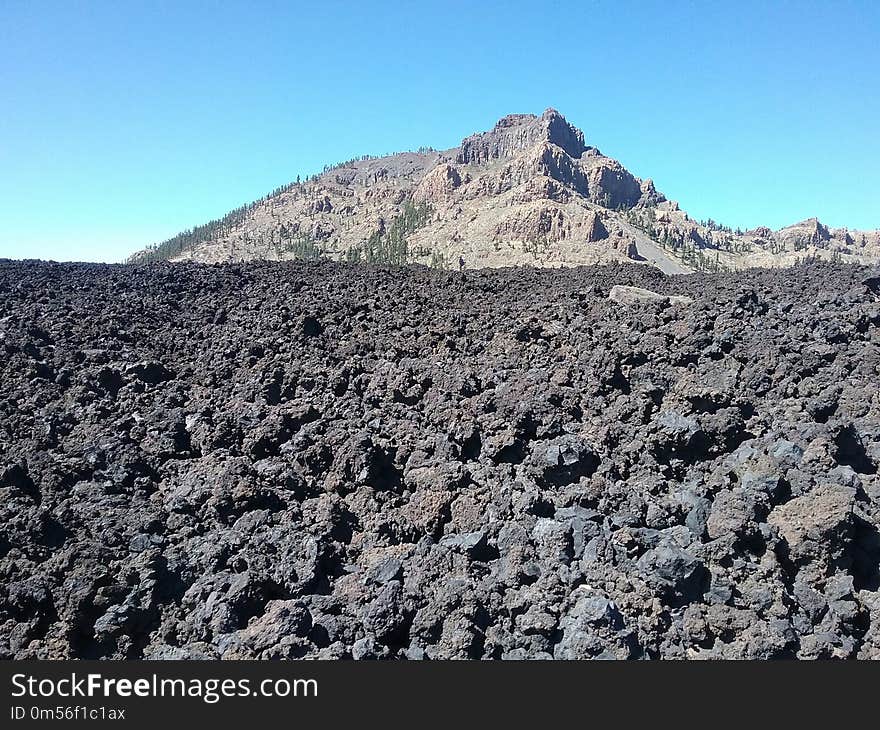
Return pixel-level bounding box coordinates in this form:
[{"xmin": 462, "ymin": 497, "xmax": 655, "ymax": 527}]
[{"xmin": 1, "ymin": 259, "xmax": 878, "ymax": 660}]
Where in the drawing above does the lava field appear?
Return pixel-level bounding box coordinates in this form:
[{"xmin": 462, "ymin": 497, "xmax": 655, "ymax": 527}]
[{"xmin": 1, "ymin": 259, "xmax": 879, "ymax": 659}]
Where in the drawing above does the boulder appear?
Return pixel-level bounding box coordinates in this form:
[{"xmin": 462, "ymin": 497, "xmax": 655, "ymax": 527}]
[{"xmin": 609, "ymin": 285, "xmax": 693, "ymax": 306}]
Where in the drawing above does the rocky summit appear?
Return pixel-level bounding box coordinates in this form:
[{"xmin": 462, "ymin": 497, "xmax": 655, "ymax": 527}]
[
  {"xmin": 130, "ymin": 109, "xmax": 880, "ymax": 273},
  {"xmin": 2, "ymin": 259, "xmax": 879, "ymax": 659}
]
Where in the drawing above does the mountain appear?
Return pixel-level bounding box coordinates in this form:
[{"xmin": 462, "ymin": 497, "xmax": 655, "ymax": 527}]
[{"xmin": 129, "ymin": 109, "xmax": 880, "ymax": 272}]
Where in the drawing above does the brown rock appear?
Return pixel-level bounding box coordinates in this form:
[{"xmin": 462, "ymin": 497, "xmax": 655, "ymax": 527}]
[
  {"xmin": 767, "ymin": 483, "xmax": 856, "ymax": 563},
  {"xmin": 413, "ymin": 163, "xmax": 461, "ymax": 203}
]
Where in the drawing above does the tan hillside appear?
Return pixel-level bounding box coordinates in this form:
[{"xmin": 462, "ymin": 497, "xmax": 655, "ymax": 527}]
[{"xmin": 129, "ymin": 109, "xmax": 880, "ymax": 273}]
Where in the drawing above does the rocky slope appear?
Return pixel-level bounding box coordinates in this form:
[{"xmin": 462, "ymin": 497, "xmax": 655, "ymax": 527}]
[
  {"xmin": 130, "ymin": 109, "xmax": 880, "ymax": 272},
  {"xmin": 2, "ymin": 259, "xmax": 879, "ymax": 659}
]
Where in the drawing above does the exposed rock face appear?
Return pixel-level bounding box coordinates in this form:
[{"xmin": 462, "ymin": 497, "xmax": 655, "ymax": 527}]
[
  {"xmin": 585, "ymin": 211, "xmax": 608, "ymax": 242},
  {"xmin": 2, "ymin": 259, "xmax": 879, "ymax": 660},
  {"xmin": 457, "ymin": 108, "xmax": 587, "ymax": 164},
  {"xmin": 616, "ymin": 238, "xmax": 638, "ymax": 259},
  {"xmin": 128, "ymin": 108, "xmax": 880, "ymax": 272},
  {"xmin": 527, "ymin": 142, "xmax": 589, "ymax": 196},
  {"xmin": 776, "ymin": 218, "xmax": 833, "ymax": 250},
  {"xmin": 492, "ymin": 206, "xmax": 607, "ymax": 246},
  {"xmin": 639, "ymin": 178, "xmax": 666, "ymax": 206},
  {"xmin": 494, "ymin": 205, "xmax": 568, "ymax": 243},
  {"xmin": 583, "ymin": 154, "xmax": 644, "ymax": 209},
  {"xmin": 413, "ymin": 163, "xmax": 461, "ymax": 203}
]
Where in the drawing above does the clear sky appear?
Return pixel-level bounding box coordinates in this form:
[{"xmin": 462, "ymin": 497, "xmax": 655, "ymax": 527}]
[{"xmin": 1, "ymin": 0, "xmax": 878, "ymax": 262}]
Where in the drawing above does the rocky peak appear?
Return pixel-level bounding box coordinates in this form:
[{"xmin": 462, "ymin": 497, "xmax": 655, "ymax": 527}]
[
  {"xmin": 540, "ymin": 108, "xmax": 587, "ymax": 159},
  {"xmin": 778, "ymin": 217, "xmax": 831, "ymax": 237},
  {"xmin": 492, "ymin": 113, "xmax": 537, "ymax": 130},
  {"xmin": 130, "ymin": 107, "xmax": 880, "ymax": 272},
  {"xmin": 457, "ymin": 108, "xmax": 586, "ymax": 165},
  {"xmin": 776, "ymin": 217, "xmax": 832, "ymax": 250}
]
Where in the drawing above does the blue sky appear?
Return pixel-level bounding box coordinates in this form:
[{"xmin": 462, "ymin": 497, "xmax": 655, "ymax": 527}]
[{"xmin": 1, "ymin": 0, "xmax": 878, "ymax": 262}]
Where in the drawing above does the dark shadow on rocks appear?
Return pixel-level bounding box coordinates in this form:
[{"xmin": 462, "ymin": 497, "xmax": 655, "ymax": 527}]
[
  {"xmin": 850, "ymin": 516, "xmax": 880, "ymax": 591},
  {"xmin": 495, "ymin": 439, "xmax": 527, "ymax": 465},
  {"xmin": 835, "ymin": 426, "xmax": 876, "ymax": 474},
  {"xmin": 459, "ymin": 431, "xmax": 482, "ymax": 461}
]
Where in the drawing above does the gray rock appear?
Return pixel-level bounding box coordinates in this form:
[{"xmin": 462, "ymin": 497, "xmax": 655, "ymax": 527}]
[
  {"xmin": 367, "ymin": 557, "xmax": 403, "ymax": 585},
  {"xmin": 440, "ymin": 530, "xmax": 487, "ymax": 554},
  {"xmin": 609, "ymin": 285, "xmax": 693, "ymax": 306}
]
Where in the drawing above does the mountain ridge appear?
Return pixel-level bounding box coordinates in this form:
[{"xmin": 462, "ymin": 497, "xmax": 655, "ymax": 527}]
[{"xmin": 129, "ymin": 109, "xmax": 880, "ymax": 272}]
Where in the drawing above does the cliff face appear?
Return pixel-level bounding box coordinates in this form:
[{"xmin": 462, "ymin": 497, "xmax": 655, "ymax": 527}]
[
  {"xmin": 456, "ymin": 109, "xmax": 587, "ymax": 164},
  {"xmin": 129, "ymin": 109, "xmax": 880, "ymax": 272}
]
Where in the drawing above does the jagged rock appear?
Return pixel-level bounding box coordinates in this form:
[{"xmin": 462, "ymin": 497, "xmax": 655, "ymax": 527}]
[
  {"xmin": 637, "ymin": 542, "xmax": 705, "ymax": 597},
  {"xmin": 413, "ymin": 163, "xmax": 461, "ymax": 203},
  {"xmin": 530, "ymin": 435, "xmax": 599, "ymax": 486},
  {"xmin": 1, "ymin": 259, "xmax": 878, "ymax": 660},
  {"xmin": 217, "ymin": 599, "xmax": 312, "ymax": 659},
  {"xmin": 554, "ymin": 588, "xmax": 638, "ymax": 660},
  {"xmin": 583, "ymin": 157, "xmax": 643, "ymax": 209},
  {"xmin": 493, "ymin": 206, "xmax": 607, "ymax": 247},
  {"xmin": 776, "ymin": 218, "xmax": 832, "ymax": 250},
  {"xmin": 768, "ymin": 483, "xmax": 856, "ymax": 563},
  {"xmin": 367, "ymin": 557, "xmax": 403, "ymax": 585},
  {"xmin": 439, "ymin": 530, "xmax": 487, "ymax": 556},
  {"xmin": 457, "ymin": 108, "xmax": 586, "ymax": 165}
]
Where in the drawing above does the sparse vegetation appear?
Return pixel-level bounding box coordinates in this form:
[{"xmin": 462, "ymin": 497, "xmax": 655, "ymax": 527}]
[
  {"xmin": 345, "ymin": 245, "xmax": 363, "ymax": 263},
  {"xmin": 624, "ymin": 208, "xmax": 732, "ymax": 272},
  {"xmin": 362, "ymin": 199, "xmax": 433, "ymax": 266},
  {"xmin": 283, "ymin": 231, "xmax": 322, "ymax": 260},
  {"xmin": 136, "ymin": 148, "xmax": 440, "ymax": 263},
  {"xmin": 522, "ymin": 235, "xmax": 551, "ymax": 260}
]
